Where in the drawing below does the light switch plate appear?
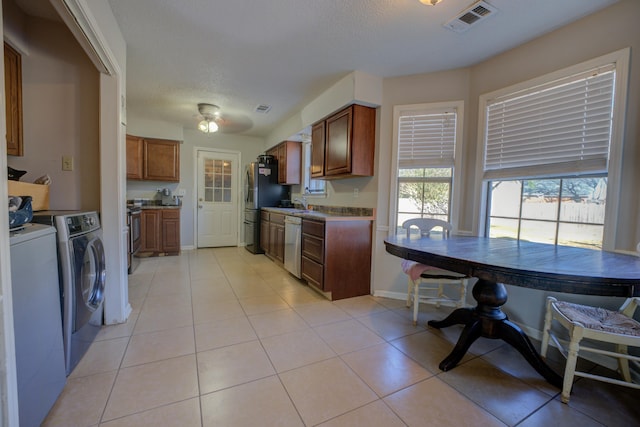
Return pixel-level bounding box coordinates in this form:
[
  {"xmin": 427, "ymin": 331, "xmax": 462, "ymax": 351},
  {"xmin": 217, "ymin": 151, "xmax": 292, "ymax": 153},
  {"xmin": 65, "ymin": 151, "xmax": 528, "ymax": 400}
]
[{"xmin": 62, "ymin": 156, "xmax": 73, "ymax": 171}]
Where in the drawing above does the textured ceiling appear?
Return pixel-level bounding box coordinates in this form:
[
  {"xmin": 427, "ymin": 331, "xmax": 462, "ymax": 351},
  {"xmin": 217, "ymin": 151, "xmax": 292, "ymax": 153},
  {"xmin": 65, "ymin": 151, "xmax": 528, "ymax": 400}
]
[{"xmin": 38, "ymin": 0, "xmax": 622, "ymax": 137}]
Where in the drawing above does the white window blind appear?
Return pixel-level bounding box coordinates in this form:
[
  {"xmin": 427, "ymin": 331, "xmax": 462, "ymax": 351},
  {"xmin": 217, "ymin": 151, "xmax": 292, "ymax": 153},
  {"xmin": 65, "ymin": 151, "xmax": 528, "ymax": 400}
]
[
  {"xmin": 484, "ymin": 64, "xmax": 615, "ymax": 179},
  {"xmin": 398, "ymin": 109, "xmax": 457, "ymax": 168}
]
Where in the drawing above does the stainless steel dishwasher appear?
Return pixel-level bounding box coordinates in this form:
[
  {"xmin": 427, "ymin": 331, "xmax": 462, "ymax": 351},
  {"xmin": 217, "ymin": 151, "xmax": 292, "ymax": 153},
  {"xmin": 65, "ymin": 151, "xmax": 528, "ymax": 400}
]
[{"xmin": 284, "ymin": 215, "xmax": 302, "ymax": 278}]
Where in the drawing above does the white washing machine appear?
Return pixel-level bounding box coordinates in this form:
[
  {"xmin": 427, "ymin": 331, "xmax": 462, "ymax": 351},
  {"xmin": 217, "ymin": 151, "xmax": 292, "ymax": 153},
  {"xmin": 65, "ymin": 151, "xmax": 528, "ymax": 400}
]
[
  {"xmin": 32, "ymin": 211, "xmax": 106, "ymax": 375},
  {"xmin": 10, "ymin": 223, "xmax": 66, "ymax": 426}
]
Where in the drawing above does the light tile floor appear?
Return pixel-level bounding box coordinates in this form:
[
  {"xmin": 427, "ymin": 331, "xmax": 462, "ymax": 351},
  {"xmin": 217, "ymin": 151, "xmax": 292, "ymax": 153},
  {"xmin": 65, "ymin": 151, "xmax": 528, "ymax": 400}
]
[{"xmin": 43, "ymin": 248, "xmax": 640, "ymax": 426}]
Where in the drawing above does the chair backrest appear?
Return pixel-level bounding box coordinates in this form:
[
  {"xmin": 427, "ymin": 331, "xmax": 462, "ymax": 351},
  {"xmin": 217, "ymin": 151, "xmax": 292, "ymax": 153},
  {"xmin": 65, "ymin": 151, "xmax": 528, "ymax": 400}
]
[{"xmin": 402, "ymin": 218, "xmax": 452, "ymax": 239}]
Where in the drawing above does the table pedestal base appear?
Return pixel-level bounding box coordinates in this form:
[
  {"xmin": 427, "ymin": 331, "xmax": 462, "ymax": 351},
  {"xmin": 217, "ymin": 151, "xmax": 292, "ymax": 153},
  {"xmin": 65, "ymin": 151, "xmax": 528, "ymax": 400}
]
[{"xmin": 427, "ymin": 279, "xmax": 563, "ymax": 388}]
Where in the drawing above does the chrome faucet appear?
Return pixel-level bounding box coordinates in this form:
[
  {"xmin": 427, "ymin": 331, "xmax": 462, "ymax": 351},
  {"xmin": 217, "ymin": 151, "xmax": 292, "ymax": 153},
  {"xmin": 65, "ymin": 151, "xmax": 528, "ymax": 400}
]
[{"xmin": 294, "ymin": 196, "xmax": 308, "ymax": 210}]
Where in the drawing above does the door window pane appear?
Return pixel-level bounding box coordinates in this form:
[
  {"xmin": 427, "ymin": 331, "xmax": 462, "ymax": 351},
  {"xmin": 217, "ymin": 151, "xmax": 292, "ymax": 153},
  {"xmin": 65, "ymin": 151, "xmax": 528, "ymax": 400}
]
[{"xmin": 202, "ymin": 157, "xmax": 234, "ymax": 204}]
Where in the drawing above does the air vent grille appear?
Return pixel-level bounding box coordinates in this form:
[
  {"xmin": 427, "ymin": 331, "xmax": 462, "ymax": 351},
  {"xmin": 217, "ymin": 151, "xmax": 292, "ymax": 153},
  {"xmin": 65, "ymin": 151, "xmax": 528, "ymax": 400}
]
[
  {"xmin": 472, "ymin": 5, "xmax": 491, "ymax": 16},
  {"xmin": 444, "ymin": 1, "xmax": 498, "ymax": 33},
  {"xmin": 458, "ymin": 12, "xmax": 480, "ymax": 25},
  {"xmin": 255, "ymin": 104, "xmax": 272, "ymax": 114}
]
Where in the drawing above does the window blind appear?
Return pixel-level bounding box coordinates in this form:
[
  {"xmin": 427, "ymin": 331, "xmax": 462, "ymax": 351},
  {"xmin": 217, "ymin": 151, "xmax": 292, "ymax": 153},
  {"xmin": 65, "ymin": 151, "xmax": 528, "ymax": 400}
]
[
  {"xmin": 483, "ymin": 65, "xmax": 615, "ymax": 179},
  {"xmin": 398, "ymin": 110, "xmax": 457, "ymax": 168}
]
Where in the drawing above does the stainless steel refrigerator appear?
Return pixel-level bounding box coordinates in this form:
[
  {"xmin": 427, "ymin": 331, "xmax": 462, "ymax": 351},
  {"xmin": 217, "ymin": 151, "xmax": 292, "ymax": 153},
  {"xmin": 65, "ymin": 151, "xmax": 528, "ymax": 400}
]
[{"xmin": 244, "ymin": 157, "xmax": 288, "ymax": 253}]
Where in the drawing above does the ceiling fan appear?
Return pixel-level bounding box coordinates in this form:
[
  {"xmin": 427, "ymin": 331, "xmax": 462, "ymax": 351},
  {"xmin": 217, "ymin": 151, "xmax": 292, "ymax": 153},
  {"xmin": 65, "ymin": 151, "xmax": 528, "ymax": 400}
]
[
  {"xmin": 197, "ymin": 103, "xmax": 221, "ymax": 133},
  {"xmin": 195, "ymin": 103, "xmax": 253, "ymax": 134}
]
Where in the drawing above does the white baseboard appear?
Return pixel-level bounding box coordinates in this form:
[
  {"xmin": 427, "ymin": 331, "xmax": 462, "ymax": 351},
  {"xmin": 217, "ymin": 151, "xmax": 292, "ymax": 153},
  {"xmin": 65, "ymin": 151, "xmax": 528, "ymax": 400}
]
[{"xmin": 373, "ymin": 290, "xmax": 407, "ymax": 301}]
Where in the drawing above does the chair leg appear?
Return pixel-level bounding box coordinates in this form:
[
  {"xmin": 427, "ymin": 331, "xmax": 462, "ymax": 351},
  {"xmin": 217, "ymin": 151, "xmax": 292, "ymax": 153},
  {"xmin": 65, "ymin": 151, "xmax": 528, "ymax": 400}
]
[
  {"xmin": 617, "ymin": 344, "xmax": 632, "ymax": 382},
  {"xmin": 406, "ymin": 278, "xmax": 413, "ymax": 308},
  {"xmin": 436, "ymin": 283, "xmax": 442, "ymax": 308},
  {"xmin": 457, "ymin": 278, "xmax": 468, "ymax": 308},
  {"xmin": 561, "ymin": 328, "xmax": 582, "ymax": 404},
  {"xmin": 540, "ymin": 298, "xmax": 554, "ymax": 358},
  {"xmin": 413, "ymin": 283, "xmax": 420, "ymax": 326}
]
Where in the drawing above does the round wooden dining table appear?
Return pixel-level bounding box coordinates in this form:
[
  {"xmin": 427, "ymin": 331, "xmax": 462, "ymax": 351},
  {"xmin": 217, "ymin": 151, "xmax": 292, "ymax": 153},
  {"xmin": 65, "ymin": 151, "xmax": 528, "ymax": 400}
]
[{"xmin": 384, "ymin": 234, "xmax": 640, "ymax": 387}]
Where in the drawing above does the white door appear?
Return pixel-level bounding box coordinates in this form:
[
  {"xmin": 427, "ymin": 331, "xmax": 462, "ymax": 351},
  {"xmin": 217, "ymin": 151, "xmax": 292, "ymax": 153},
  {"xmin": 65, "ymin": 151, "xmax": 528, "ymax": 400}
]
[{"xmin": 196, "ymin": 150, "xmax": 239, "ymax": 247}]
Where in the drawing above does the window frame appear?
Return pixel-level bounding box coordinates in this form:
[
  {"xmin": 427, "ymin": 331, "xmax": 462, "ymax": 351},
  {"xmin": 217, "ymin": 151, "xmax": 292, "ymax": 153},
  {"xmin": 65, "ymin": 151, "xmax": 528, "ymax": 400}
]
[
  {"xmin": 301, "ymin": 140, "xmax": 326, "ymax": 197},
  {"xmin": 474, "ymin": 48, "xmax": 630, "ymax": 251},
  {"xmin": 389, "ymin": 101, "xmax": 465, "ymax": 235}
]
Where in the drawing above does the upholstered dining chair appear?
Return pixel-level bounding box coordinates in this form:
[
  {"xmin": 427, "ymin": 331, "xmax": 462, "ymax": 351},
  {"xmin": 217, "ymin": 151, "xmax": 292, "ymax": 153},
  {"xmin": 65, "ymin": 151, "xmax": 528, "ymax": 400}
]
[
  {"xmin": 541, "ymin": 295, "xmax": 640, "ymax": 403},
  {"xmin": 401, "ymin": 218, "xmax": 470, "ymax": 326}
]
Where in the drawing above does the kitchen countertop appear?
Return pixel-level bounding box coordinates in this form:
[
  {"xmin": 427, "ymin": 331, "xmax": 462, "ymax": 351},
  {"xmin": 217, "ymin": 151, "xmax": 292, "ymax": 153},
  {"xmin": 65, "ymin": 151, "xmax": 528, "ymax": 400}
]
[
  {"xmin": 137, "ymin": 205, "xmax": 181, "ymax": 210},
  {"xmin": 262, "ymin": 207, "xmax": 375, "ymax": 222}
]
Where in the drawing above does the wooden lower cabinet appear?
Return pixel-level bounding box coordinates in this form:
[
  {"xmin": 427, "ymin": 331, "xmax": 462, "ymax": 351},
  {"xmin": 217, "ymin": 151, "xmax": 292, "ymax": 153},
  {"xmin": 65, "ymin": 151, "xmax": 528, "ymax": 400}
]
[
  {"xmin": 267, "ymin": 212, "xmax": 285, "ymax": 263},
  {"xmin": 140, "ymin": 210, "xmax": 161, "ymax": 253},
  {"xmin": 260, "ymin": 211, "xmax": 270, "ymax": 253},
  {"xmin": 161, "ymin": 210, "xmax": 181, "ymax": 253},
  {"xmin": 301, "ymin": 218, "xmax": 372, "ymax": 300},
  {"xmin": 139, "ymin": 209, "xmax": 180, "ymax": 255}
]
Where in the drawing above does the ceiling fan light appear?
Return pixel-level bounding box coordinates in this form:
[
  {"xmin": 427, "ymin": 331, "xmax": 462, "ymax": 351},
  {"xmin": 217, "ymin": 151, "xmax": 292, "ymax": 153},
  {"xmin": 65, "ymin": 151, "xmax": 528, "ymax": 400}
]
[{"xmin": 198, "ymin": 119, "xmax": 219, "ymax": 133}]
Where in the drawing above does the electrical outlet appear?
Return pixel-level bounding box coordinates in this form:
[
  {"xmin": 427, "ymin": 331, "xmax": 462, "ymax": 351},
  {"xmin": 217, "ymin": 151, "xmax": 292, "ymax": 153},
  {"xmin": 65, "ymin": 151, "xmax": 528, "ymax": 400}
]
[
  {"xmin": 353, "ymin": 188, "xmax": 359, "ymax": 198},
  {"xmin": 176, "ymin": 188, "xmax": 186, "ymax": 196},
  {"xmin": 62, "ymin": 156, "xmax": 73, "ymax": 171}
]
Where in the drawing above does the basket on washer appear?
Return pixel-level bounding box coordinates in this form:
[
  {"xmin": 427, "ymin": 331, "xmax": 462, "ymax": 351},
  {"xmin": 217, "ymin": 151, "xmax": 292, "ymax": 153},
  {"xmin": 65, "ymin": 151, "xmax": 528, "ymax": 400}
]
[{"xmin": 8, "ymin": 196, "xmax": 33, "ymax": 229}]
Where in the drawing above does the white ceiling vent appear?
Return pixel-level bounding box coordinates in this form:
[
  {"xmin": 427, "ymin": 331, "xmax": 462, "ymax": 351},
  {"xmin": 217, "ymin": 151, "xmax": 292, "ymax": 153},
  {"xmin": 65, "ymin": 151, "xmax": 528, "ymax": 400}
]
[
  {"xmin": 255, "ymin": 104, "xmax": 272, "ymax": 114},
  {"xmin": 444, "ymin": 1, "xmax": 498, "ymax": 33}
]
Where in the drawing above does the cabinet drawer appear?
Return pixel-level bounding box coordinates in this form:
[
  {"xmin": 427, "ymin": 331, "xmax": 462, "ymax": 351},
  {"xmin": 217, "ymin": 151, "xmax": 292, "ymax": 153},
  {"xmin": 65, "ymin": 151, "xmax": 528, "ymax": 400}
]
[
  {"xmin": 301, "ymin": 256, "xmax": 323, "ymax": 289},
  {"xmin": 302, "ymin": 234, "xmax": 324, "ymax": 263},
  {"xmin": 260, "ymin": 210, "xmax": 270, "ymax": 221},
  {"xmin": 162, "ymin": 209, "xmax": 180, "ymax": 219},
  {"xmin": 302, "ymin": 219, "xmax": 324, "ymax": 237},
  {"xmin": 270, "ymin": 213, "xmax": 285, "ymax": 225}
]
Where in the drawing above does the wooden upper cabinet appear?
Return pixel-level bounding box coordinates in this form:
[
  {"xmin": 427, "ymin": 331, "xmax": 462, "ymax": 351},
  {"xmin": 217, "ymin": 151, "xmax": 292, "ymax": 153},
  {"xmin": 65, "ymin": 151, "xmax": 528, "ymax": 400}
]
[
  {"xmin": 126, "ymin": 135, "xmax": 180, "ymax": 181},
  {"xmin": 144, "ymin": 138, "xmax": 180, "ymax": 181},
  {"xmin": 310, "ymin": 122, "xmax": 325, "ymax": 179},
  {"xmin": 278, "ymin": 140, "xmax": 301, "ymax": 184},
  {"xmin": 325, "ymin": 107, "xmax": 352, "ymax": 176},
  {"xmin": 266, "ymin": 140, "xmax": 301, "ymax": 184},
  {"xmin": 5, "ymin": 43, "xmax": 23, "ymax": 157},
  {"xmin": 311, "ymin": 104, "xmax": 376, "ymax": 179},
  {"xmin": 126, "ymin": 135, "xmax": 143, "ymax": 179}
]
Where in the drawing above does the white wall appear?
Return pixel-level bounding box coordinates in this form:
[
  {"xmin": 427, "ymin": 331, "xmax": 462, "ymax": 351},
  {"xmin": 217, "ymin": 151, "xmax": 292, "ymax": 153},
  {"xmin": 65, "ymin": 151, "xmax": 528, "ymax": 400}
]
[
  {"xmin": 4, "ymin": 9, "xmax": 100, "ymax": 210},
  {"xmin": 371, "ymin": 0, "xmax": 640, "ymax": 335}
]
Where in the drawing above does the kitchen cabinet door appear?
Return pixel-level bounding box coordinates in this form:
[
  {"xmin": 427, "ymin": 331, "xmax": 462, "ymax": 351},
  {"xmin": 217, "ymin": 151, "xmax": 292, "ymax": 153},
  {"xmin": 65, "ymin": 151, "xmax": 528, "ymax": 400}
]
[
  {"xmin": 126, "ymin": 135, "xmax": 143, "ymax": 179},
  {"xmin": 325, "ymin": 107, "xmax": 352, "ymax": 176},
  {"xmin": 310, "ymin": 122, "xmax": 325, "ymax": 178},
  {"xmin": 162, "ymin": 210, "xmax": 180, "ymax": 253},
  {"xmin": 144, "ymin": 138, "xmax": 180, "ymax": 181},
  {"xmin": 5, "ymin": 43, "xmax": 23, "ymax": 157},
  {"xmin": 278, "ymin": 141, "xmax": 301, "ymax": 184},
  {"xmin": 140, "ymin": 210, "xmax": 161, "ymax": 252},
  {"xmin": 260, "ymin": 219, "xmax": 270, "ymax": 252},
  {"xmin": 267, "ymin": 212, "xmax": 285, "ymax": 263}
]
